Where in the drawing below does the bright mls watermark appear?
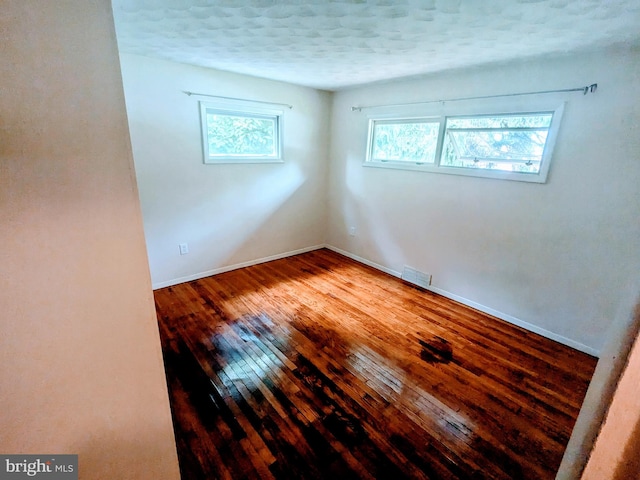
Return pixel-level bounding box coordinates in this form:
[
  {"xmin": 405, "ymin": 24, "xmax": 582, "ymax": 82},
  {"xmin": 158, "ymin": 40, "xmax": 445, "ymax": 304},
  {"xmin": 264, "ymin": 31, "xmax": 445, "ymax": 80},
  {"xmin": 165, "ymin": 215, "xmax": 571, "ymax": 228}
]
[{"xmin": 0, "ymin": 455, "xmax": 77, "ymax": 479}]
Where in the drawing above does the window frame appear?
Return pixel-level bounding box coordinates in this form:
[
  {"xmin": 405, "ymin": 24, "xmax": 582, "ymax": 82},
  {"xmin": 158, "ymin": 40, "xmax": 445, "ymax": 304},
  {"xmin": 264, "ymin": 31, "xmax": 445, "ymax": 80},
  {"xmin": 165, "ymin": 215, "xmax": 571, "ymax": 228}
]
[
  {"xmin": 364, "ymin": 101, "xmax": 565, "ymax": 183},
  {"xmin": 199, "ymin": 101, "xmax": 284, "ymax": 164},
  {"xmin": 367, "ymin": 117, "xmax": 445, "ymax": 165}
]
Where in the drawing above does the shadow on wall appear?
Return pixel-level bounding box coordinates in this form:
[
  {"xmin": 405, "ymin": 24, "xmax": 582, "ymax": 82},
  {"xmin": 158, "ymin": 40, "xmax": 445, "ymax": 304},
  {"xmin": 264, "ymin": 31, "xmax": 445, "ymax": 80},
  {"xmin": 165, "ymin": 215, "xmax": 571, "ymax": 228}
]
[
  {"xmin": 221, "ymin": 164, "xmax": 311, "ymax": 266},
  {"xmin": 149, "ymin": 161, "xmax": 307, "ymax": 285},
  {"xmin": 613, "ymin": 416, "xmax": 640, "ymax": 480},
  {"xmin": 342, "ymin": 153, "xmax": 408, "ymax": 269},
  {"xmin": 76, "ymin": 428, "xmax": 178, "ymax": 480},
  {"xmin": 192, "ymin": 162, "xmax": 306, "ymax": 261},
  {"xmin": 559, "ymin": 289, "xmax": 640, "ymax": 479}
]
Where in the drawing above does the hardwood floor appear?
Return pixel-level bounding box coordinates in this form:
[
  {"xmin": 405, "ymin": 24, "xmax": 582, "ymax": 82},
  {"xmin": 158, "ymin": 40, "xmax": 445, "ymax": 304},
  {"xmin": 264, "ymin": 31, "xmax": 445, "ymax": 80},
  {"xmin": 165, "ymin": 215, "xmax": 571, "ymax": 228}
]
[{"xmin": 154, "ymin": 249, "xmax": 597, "ymax": 479}]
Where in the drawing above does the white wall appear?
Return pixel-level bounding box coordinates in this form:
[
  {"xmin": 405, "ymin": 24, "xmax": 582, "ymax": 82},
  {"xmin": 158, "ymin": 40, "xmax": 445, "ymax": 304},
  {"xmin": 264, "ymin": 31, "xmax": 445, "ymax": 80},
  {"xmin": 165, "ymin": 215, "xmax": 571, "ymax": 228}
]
[
  {"xmin": 0, "ymin": 1, "xmax": 179, "ymax": 478},
  {"xmin": 119, "ymin": 54, "xmax": 331, "ymax": 288},
  {"xmin": 328, "ymin": 47, "xmax": 640, "ymax": 354}
]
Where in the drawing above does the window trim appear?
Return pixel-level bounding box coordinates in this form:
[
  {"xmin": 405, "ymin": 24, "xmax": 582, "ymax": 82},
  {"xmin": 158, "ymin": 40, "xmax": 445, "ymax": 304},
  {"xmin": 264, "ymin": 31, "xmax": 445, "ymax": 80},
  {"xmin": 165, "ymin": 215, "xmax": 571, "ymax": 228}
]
[
  {"xmin": 364, "ymin": 103, "xmax": 565, "ymax": 183},
  {"xmin": 199, "ymin": 101, "xmax": 284, "ymax": 164},
  {"xmin": 367, "ymin": 117, "xmax": 444, "ymax": 165}
]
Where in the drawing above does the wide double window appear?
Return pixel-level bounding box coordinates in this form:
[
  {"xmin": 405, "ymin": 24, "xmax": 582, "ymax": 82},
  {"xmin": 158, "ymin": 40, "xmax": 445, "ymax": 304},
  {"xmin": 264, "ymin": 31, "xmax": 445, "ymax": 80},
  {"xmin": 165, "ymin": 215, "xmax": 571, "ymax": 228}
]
[
  {"xmin": 366, "ymin": 105, "xmax": 564, "ymax": 183},
  {"xmin": 200, "ymin": 102, "xmax": 283, "ymax": 164}
]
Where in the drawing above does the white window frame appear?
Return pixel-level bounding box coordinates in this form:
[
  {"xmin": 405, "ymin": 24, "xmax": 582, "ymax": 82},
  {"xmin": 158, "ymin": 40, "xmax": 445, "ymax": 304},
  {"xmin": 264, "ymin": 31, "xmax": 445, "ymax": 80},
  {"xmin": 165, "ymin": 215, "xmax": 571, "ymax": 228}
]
[
  {"xmin": 199, "ymin": 101, "xmax": 284, "ymax": 164},
  {"xmin": 364, "ymin": 100, "xmax": 565, "ymax": 183},
  {"xmin": 368, "ymin": 117, "xmax": 445, "ymax": 165}
]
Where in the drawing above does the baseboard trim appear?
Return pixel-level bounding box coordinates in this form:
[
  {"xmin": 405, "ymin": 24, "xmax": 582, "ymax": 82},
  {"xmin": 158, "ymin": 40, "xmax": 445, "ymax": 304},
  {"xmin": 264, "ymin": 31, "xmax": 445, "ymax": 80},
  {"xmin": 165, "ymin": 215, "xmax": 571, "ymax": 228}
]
[
  {"xmin": 325, "ymin": 245, "xmax": 402, "ymax": 278},
  {"xmin": 325, "ymin": 245, "xmax": 600, "ymax": 357},
  {"xmin": 152, "ymin": 245, "xmax": 326, "ymax": 290},
  {"xmin": 425, "ymin": 285, "xmax": 599, "ymax": 357},
  {"xmin": 153, "ymin": 243, "xmax": 599, "ymax": 356}
]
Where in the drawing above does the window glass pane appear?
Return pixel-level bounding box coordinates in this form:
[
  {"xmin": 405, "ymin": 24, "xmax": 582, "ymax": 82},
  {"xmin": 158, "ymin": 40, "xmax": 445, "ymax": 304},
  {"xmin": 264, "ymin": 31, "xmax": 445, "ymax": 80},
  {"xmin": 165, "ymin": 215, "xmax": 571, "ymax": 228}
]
[
  {"xmin": 441, "ymin": 113, "xmax": 553, "ymax": 174},
  {"xmin": 446, "ymin": 114, "xmax": 552, "ymax": 129},
  {"xmin": 447, "ymin": 130, "xmax": 549, "ymax": 161},
  {"xmin": 371, "ymin": 121, "xmax": 440, "ymax": 163},
  {"xmin": 206, "ymin": 112, "xmax": 277, "ymax": 157}
]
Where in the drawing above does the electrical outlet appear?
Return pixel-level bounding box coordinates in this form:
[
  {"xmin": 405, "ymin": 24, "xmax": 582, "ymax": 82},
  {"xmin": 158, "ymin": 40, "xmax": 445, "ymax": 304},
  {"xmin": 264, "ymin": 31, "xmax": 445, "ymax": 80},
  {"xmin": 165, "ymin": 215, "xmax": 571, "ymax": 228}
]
[
  {"xmin": 349, "ymin": 226, "xmax": 356, "ymax": 236},
  {"xmin": 179, "ymin": 243, "xmax": 189, "ymax": 255}
]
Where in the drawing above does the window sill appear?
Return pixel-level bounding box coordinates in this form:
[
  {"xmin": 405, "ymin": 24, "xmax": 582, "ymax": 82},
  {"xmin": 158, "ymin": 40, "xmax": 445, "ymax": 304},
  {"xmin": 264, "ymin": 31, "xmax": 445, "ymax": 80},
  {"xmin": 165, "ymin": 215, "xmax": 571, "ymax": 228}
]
[
  {"xmin": 204, "ymin": 158, "xmax": 284, "ymax": 165},
  {"xmin": 362, "ymin": 161, "xmax": 548, "ymax": 183}
]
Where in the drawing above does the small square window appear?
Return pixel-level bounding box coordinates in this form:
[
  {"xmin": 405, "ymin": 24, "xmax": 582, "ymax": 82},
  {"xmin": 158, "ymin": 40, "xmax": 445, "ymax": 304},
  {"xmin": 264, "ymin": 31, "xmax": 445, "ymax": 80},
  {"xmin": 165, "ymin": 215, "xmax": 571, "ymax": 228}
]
[{"xmin": 200, "ymin": 102, "xmax": 283, "ymax": 164}]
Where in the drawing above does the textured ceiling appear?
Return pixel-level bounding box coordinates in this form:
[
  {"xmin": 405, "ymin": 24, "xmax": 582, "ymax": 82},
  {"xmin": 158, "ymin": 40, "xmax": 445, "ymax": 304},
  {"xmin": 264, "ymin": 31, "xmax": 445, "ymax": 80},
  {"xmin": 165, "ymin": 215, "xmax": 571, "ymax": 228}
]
[{"xmin": 112, "ymin": 0, "xmax": 640, "ymax": 91}]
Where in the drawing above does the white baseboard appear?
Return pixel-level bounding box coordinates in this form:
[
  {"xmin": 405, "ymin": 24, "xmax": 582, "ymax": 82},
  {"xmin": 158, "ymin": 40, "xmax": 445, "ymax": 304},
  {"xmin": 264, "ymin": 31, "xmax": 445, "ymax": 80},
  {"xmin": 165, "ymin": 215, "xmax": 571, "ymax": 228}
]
[
  {"xmin": 425, "ymin": 285, "xmax": 599, "ymax": 357},
  {"xmin": 325, "ymin": 245, "xmax": 403, "ymax": 278},
  {"xmin": 152, "ymin": 244, "xmax": 326, "ymax": 290},
  {"xmin": 153, "ymin": 243, "xmax": 598, "ymax": 356},
  {"xmin": 325, "ymin": 245, "xmax": 599, "ymax": 357}
]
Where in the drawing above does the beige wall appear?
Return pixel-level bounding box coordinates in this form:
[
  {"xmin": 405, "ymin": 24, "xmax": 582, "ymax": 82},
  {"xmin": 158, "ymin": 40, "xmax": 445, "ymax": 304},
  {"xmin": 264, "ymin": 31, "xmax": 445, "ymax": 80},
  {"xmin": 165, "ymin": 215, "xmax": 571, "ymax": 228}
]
[
  {"xmin": 328, "ymin": 48, "xmax": 640, "ymax": 355},
  {"xmin": 558, "ymin": 287, "xmax": 640, "ymax": 478},
  {"xmin": 0, "ymin": 1, "xmax": 179, "ymax": 478},
  {"xmin": 119, "ymin": 54, "xmax": 331, "ymax": 288},
  {"xmin": 582, "ymin": 303, "xmax": 640, "ymax": 479}
]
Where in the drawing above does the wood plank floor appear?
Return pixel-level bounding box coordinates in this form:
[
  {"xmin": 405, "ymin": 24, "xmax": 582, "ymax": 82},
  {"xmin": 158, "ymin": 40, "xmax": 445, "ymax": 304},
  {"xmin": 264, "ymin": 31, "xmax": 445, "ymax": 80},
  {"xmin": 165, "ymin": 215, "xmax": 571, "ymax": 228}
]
[{"xmin": 154, "ymin": 249, "xmax": 597, "ymax": 480}]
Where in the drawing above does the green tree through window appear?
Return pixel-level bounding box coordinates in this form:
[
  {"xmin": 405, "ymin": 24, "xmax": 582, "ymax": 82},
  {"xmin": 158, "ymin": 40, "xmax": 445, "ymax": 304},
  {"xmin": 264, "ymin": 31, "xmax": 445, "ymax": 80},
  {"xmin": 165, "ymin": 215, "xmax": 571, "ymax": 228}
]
[
  {"xmin": 207, "ymin": 113, "xmax": 276, "ymax": 157},
  {"xmin": 372, "ymin": 121, "xmax": 440, "ymax": 163},
  {"xmin": 365, "ymin": 105, "xmax": 563, "ymax": 183},
  {"xmin": 199, "ymin": 102, "xmax": 283, "ymax": 163}
]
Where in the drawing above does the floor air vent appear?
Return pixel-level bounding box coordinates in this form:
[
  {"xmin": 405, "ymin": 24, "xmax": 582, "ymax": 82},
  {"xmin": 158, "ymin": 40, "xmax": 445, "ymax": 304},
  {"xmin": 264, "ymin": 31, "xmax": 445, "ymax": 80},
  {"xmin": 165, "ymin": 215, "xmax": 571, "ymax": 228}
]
[{"xmin": 401, "ymin": 266, "xmax": 432, "ymax": 289}]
